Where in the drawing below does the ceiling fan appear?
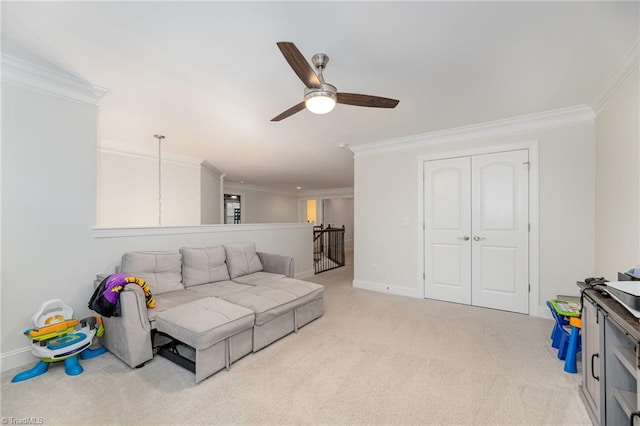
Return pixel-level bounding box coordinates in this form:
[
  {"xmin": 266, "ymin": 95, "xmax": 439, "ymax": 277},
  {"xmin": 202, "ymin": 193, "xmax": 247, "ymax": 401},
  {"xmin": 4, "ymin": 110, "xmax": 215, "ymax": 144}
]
[{"xmin": 271, "ymin": 42, "xmax": 399, "ymax": 122}]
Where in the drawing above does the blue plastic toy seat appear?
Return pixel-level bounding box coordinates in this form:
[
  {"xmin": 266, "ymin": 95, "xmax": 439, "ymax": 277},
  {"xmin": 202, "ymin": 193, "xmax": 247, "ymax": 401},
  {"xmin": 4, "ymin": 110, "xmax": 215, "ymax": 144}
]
[
  {"xmin": 546, "ymin": 300, "xmax": 569, "ymax": 349},
  {"xmin": 546, "ymin": 300, "xmax": 582, "ymax": 372},
  {"xmin": 564, "ymin": 318, "xmax": 582, "ymax": 374}
]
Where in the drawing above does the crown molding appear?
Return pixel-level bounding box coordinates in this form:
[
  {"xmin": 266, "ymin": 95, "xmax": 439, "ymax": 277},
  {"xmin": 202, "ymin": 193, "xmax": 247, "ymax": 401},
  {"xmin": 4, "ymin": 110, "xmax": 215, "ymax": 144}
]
[
  {"xmin": 349, "ymin": 104, "xmax": 595, "ymax": 158},
  {"xmin": 224, "ymin": 182, "xmax": 299, "ymax": 196},
  {"xmin": 201, "ymin": 160, "xmax": 224, "ymax": 177},
  {"xmin": 98, "ymin": 139, "xmax": 202, "ymax": 168},
  {"xmin": 297, "ymin": 187, "xmax": 354, "ymax": 199},
  {"xmin": 1, "ymin": 53, "xmax": 108, "ymax": 105},
  {"xmin": 592, "ymin": 38, "xmax": 639, "ymax": 116},
  {"xmin": 223, "ymin": 183, "xmax": 354, "ymax": 198}
]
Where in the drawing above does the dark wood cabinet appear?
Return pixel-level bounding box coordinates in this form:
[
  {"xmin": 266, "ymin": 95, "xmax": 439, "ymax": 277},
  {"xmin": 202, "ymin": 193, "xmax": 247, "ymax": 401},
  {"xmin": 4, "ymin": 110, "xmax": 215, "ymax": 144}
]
[{"xmin": 579, "ymin": 282, "xmax": 640, "ymax": 425}]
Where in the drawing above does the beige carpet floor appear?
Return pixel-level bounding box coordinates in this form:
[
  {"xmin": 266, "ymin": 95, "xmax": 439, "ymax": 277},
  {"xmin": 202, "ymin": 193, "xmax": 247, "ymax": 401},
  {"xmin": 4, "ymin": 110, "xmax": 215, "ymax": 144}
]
[{"xmin": 1, "ymin": 252, "xmax": 591, "ymax": 425}]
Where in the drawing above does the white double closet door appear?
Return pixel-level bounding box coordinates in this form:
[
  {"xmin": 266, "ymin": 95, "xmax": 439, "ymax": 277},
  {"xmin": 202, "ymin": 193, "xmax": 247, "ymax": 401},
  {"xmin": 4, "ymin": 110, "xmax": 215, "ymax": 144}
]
[{"xmin": 424, "ymin": 149, "xmax": 529, "ymax": 314}]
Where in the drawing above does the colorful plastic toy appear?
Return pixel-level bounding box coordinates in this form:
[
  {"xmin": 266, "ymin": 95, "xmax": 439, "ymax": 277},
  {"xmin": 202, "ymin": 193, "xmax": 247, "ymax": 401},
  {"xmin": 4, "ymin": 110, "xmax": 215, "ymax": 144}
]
[{"xmin": 12, "ymin": 299, "xmax": 107, "ymax": 383}]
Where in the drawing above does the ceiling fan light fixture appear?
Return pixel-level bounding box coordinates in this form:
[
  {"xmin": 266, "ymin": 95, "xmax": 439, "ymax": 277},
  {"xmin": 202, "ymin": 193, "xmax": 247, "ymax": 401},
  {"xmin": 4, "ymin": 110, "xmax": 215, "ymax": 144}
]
[
  {"xmin": 304, "ymin": 84, "xmax": 337, "ymax": 115},
  {"xmin": 305, "ymin": 94, "xmax": 335, "ymax": 114}
]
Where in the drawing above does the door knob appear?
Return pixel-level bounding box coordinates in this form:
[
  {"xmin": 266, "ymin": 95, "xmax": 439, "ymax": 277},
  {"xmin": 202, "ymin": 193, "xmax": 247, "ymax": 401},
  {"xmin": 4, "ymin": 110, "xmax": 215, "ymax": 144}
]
[
  {"xmin": 473, "ymin": 236, "xmax": 486, "ymax": 241},
  {"xmin": 457, "ymin": 236, "xmax": 470, "ymax": 241}
]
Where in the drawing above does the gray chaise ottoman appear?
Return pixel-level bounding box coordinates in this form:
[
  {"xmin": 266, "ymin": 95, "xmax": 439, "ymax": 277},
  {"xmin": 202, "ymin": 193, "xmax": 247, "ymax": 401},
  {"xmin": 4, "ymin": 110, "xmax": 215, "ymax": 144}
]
[
  {"xmin": 155, "ymin": 297, "xmax": 255, "ymax": 382},
  {"xmin": 217, "ymin": 278, "xmax": 324, "ymax": 351}
]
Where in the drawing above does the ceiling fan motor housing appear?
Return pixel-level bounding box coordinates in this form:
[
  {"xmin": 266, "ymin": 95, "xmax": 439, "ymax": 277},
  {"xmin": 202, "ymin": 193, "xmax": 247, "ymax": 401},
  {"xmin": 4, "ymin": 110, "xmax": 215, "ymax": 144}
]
[
  {"xmin": 304, "ymin": 83, "xmax": 337, "ymax": 103},
  {"xmin": 311, "ymin": 53, "xmax": 330, "ymax": 70}
]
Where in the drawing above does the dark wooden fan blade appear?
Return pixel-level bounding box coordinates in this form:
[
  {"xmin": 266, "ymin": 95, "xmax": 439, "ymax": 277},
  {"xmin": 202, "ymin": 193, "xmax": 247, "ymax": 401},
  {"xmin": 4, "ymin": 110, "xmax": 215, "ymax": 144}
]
[
  {"xmin": 271, "ymin": 102, "xmax": 306, "ymax": 122},
  {"xmin": 337, "ymin": 93, "xmax": 399, "ymax": 108},
  {"xmin": 277, "ymin": 42, "xmax": 322, "ymax": 89}
]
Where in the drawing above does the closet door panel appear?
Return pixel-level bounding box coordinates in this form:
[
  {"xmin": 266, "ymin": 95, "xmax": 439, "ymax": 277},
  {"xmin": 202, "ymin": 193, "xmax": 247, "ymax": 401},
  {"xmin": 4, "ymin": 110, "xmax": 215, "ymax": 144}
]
[
  {"xmin": 424, "ymin": 157, "xmax": 471, "ymax": 305},
  {"xmin": 471, "ymin": 150, "xmax": 529, "ymax": 314}
]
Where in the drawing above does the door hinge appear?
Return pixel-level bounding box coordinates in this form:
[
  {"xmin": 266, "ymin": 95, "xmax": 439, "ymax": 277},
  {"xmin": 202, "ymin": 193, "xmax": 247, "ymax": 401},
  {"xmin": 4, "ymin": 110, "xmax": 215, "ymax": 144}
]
[
  {"xmin": 423, "ymin": 223, "xmax": 425, "ymax": 231},
  {"xmin": 528, "ymin": 223, "xmax": 531, "ymax": 232},
  {"xmin": 423, "ymin": 272, "xmax": 425, "ymax": 280},
  {"xmin": 528, "ymin": 283, "xmax": 531, "ymax": 293},
  {"xmin": 523, "ymin": 161, "xmax": 531, "ymax": 171}
]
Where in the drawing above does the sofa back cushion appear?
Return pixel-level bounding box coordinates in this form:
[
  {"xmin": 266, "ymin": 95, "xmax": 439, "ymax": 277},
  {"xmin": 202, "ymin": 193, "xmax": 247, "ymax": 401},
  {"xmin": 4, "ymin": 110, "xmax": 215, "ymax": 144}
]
[
  {"xmin": 180, "ymin": 246, "xmax": 230, "ymax": 287},
  {"xmin": 120, "ymin": 251, "xmax": 184, "ymax": 295},
  {"xmin": 224, "ymin": 242, "xmax": 263, "ymax": 279}
]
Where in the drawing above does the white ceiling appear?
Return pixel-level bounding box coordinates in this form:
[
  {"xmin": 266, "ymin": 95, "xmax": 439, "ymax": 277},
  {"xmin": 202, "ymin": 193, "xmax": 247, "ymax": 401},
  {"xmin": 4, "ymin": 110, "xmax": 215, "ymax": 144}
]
[{"xmin": 2, "ymin": 1, "xmax": 638, "ymax": 191}]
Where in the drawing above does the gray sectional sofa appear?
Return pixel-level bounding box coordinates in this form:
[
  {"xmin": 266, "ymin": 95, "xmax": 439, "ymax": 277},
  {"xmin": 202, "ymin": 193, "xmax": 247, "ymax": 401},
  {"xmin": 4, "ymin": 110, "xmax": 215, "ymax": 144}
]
[{"xmin": 95, "ymin": 242, "xmax": 324, "ymax": 382}]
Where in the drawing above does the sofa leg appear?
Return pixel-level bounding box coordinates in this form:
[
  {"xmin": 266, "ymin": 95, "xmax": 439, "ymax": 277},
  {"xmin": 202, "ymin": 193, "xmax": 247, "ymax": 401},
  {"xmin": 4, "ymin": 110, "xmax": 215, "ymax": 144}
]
[
  {"xmin": 135, "ymin": 363, "xmax": 146, "ymax": 369},
  {"xmin": 225, "ymin": 339, "xmax": 230, "ymax": 371}
]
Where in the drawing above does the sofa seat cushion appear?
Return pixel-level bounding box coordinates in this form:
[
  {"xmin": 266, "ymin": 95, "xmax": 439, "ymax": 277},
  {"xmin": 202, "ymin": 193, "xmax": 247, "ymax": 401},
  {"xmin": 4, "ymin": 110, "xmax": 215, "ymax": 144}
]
[
  {"xmin": 121, "ymin": 251, "xmax": 184, "ymax": 295},
  {"xmin": 180, "ymin": 246, "xmax": 230, "ymax": 287},
  {"xmin": 224, "ymin": 242, "xmax": 263, "ymax": 279},
  {"xmin": 217, "ymin": 280, "xmax": 324, "ymax": 326},
  {"xmin": 155, "ymin": 298, "xmax": 255, "ymax": 351},
  {"xmin": 186, "ymin": 281, "xmax": 254, "ymax": 298},
  {"xmin": 258, "ymin": 278, "xmax": 324, "ymax": 299},
  {"xmin": 148, "ymin": 290, "xmax": 208, "ymax": 324},
  {"xmin": 231, "ymin": 272, "xmax": 285, "ymax": 286}
]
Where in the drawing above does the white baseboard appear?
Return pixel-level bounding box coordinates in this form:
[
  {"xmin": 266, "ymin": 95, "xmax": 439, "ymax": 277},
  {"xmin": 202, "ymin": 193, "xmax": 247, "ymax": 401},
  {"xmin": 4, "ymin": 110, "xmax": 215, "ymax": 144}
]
[
  {"xmin": 295, "ymin": 269, "xmax": 315, "ymax": 280},
  {"xmin": 352, "ymin": 281, "xmax": 551, "ymax": 320},
  {"xmin": 353, "ymin": 279, "xmax": 419, "ymax": 298},
  {"xmin": 1, "ymin": 346, "xmax": 36, "ymax": 373},
  {"xmin": 538, "ymin": 305, "xmax": 553, "ymax": 320}
]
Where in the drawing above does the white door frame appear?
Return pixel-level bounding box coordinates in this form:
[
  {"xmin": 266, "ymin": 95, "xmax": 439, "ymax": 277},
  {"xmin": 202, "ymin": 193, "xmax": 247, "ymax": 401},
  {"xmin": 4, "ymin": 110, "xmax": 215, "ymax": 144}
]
[{"xmin": 417, "ymin": 140, "xmax": 539, "ymax": 316}]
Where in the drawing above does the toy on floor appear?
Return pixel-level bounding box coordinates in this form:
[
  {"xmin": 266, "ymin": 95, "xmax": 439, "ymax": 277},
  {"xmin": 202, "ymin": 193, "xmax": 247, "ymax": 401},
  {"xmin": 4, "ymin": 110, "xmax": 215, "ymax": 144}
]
[{"xmin": 11, "ymin": 299, "xmax": 107, "ymax": 383}]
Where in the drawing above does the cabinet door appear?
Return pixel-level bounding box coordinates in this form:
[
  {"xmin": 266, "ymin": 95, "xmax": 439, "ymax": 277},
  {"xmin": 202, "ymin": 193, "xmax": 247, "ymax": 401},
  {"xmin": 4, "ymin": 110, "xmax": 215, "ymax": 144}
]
[
  {"xmin": 582, "ymin": 297, "xmax": 601, "ymax": 421},
  {"xmin": 604, "ymin": 315, "xmax": 638, "ymax": 426}
]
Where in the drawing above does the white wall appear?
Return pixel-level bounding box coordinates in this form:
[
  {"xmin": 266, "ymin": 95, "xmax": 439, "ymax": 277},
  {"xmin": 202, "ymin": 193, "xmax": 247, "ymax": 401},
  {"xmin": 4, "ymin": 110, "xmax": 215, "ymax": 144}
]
[
  {"xmin": 92, "ymin": 225, "xmax": 314, "ymax": 281},
  {"xmin": 595, "ymin": 64, "xmax": 640, "ymax": 278},
  {"xmin": 2, "ymin": 81, "xmax": 99, "ymax": 370},
  {"xmin": 201, "ymin": 161, "xmax": 222, "ymax": 224},
  {"xmin": 0, "ymin": 55, "xmax": 314, "ymax": 372},
  {"xmin": 353, "ymin": 116, "xmax": 596, "ymax": 317},
  {"xmin": 224, "ymin": 183, "xmax": 299, "ymax": 224},
  {"xmin": 323, "ymin": 198, "xmax": 354, "ymax": 245},
  {"xmin": 97, "ymin": 149, "xmax": 201, "ymax": 227},
  {"xmin": 296, "ymin": 187, "xmax": 354, "ymax": 229}
]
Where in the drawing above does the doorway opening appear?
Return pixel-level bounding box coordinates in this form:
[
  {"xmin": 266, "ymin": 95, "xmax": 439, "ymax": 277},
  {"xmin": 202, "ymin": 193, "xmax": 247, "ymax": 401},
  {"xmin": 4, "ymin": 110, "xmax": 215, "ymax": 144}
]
[
  {"xmin": 224, "ymin": 194, "xmax": 241, "ymax": 224},
  {"xmin": 306, "ymin": 199, "xmax": 317, "ymax": 224}
]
